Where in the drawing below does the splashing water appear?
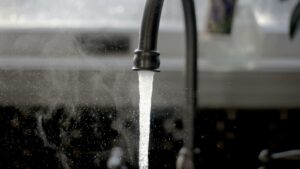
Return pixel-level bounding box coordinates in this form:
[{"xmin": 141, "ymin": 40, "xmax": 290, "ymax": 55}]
[{"xmin": 138, "ymin": 71, "xmax": 155, "ymax": 169}]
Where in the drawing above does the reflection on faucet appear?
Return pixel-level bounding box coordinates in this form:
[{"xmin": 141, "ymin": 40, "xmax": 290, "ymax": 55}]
[
  {"xmin": 132, "ymin": 0, "xmax": 198, "ymax": 168},
  {"xmin": 176, "ymin": 147, "xmax": 194, "ymax": 169},
  {"xmin": 107, "ymin": 147, "xmax": 127, "ymax": 169},
  {"xmin": 258, "ymin": 149, "xmax": 300, "ymax": 169}
]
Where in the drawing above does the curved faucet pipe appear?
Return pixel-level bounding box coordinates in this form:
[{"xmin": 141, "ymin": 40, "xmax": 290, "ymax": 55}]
[
  {"xmin": 132, "ymin": 0, "xmax": 198, "ymax": 152},
  {"xmin": 181, "ymin": 0, "xmax": 198, "ymax": 151},
  {"xmin": 132, "ymin": 0, "xmax": 164, "ymax": 72}
]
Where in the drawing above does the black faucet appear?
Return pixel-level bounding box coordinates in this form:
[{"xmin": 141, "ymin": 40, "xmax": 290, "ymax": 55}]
[{"xmin": 132, "ymin": 0, "xmax": 198, "ymax": 168}]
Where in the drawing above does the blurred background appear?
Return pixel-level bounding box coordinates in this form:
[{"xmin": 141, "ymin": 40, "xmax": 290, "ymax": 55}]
[{"xmin": 0, "ymin": 0, "xmax": 300, "ymax": 169}]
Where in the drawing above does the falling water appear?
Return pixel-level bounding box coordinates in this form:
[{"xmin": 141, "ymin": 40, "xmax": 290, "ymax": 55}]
[{"xmin": 138, "ymin": 71, "xmax": 155, "ymax": 169}]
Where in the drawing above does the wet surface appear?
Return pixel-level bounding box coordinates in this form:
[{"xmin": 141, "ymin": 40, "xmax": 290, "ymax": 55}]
[{"xmin": 1, "ymin": 106, "xmax": 300, "ymax": 169}]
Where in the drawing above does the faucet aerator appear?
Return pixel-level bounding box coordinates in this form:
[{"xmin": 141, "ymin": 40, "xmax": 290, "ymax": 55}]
[{"xmin": 132, "ymin": 49, "xmax": 160, "ymax": 72}]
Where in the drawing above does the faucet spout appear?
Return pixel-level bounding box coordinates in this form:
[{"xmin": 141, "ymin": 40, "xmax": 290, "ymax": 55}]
[
  {"xmin": 132, "ymin": 0, "xmax": 164, "ymax": 72},
  {"xmin": 132, "ymin": 49, "xmax": 160, "ymax": 72}
]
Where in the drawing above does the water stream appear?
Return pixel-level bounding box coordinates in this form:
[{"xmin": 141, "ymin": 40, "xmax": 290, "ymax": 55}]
[{"xmin": 138, "ymin": 71, "xmax": 155, "ymax": 169}]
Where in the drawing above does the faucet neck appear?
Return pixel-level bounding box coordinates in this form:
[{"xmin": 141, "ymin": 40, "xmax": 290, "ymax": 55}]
[
  {"xmin": 132, "ymin": 0, "xmax": 164, "ymax": 72},
  {"xmin": 138, "ymin": 0, "xmax": 164, "ymax": 51}
]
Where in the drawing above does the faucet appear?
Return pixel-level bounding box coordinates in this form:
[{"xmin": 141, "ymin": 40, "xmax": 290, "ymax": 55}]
[{"xmin": 132, "ymin": 0, "xmax": 198, "ymax": 168}]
